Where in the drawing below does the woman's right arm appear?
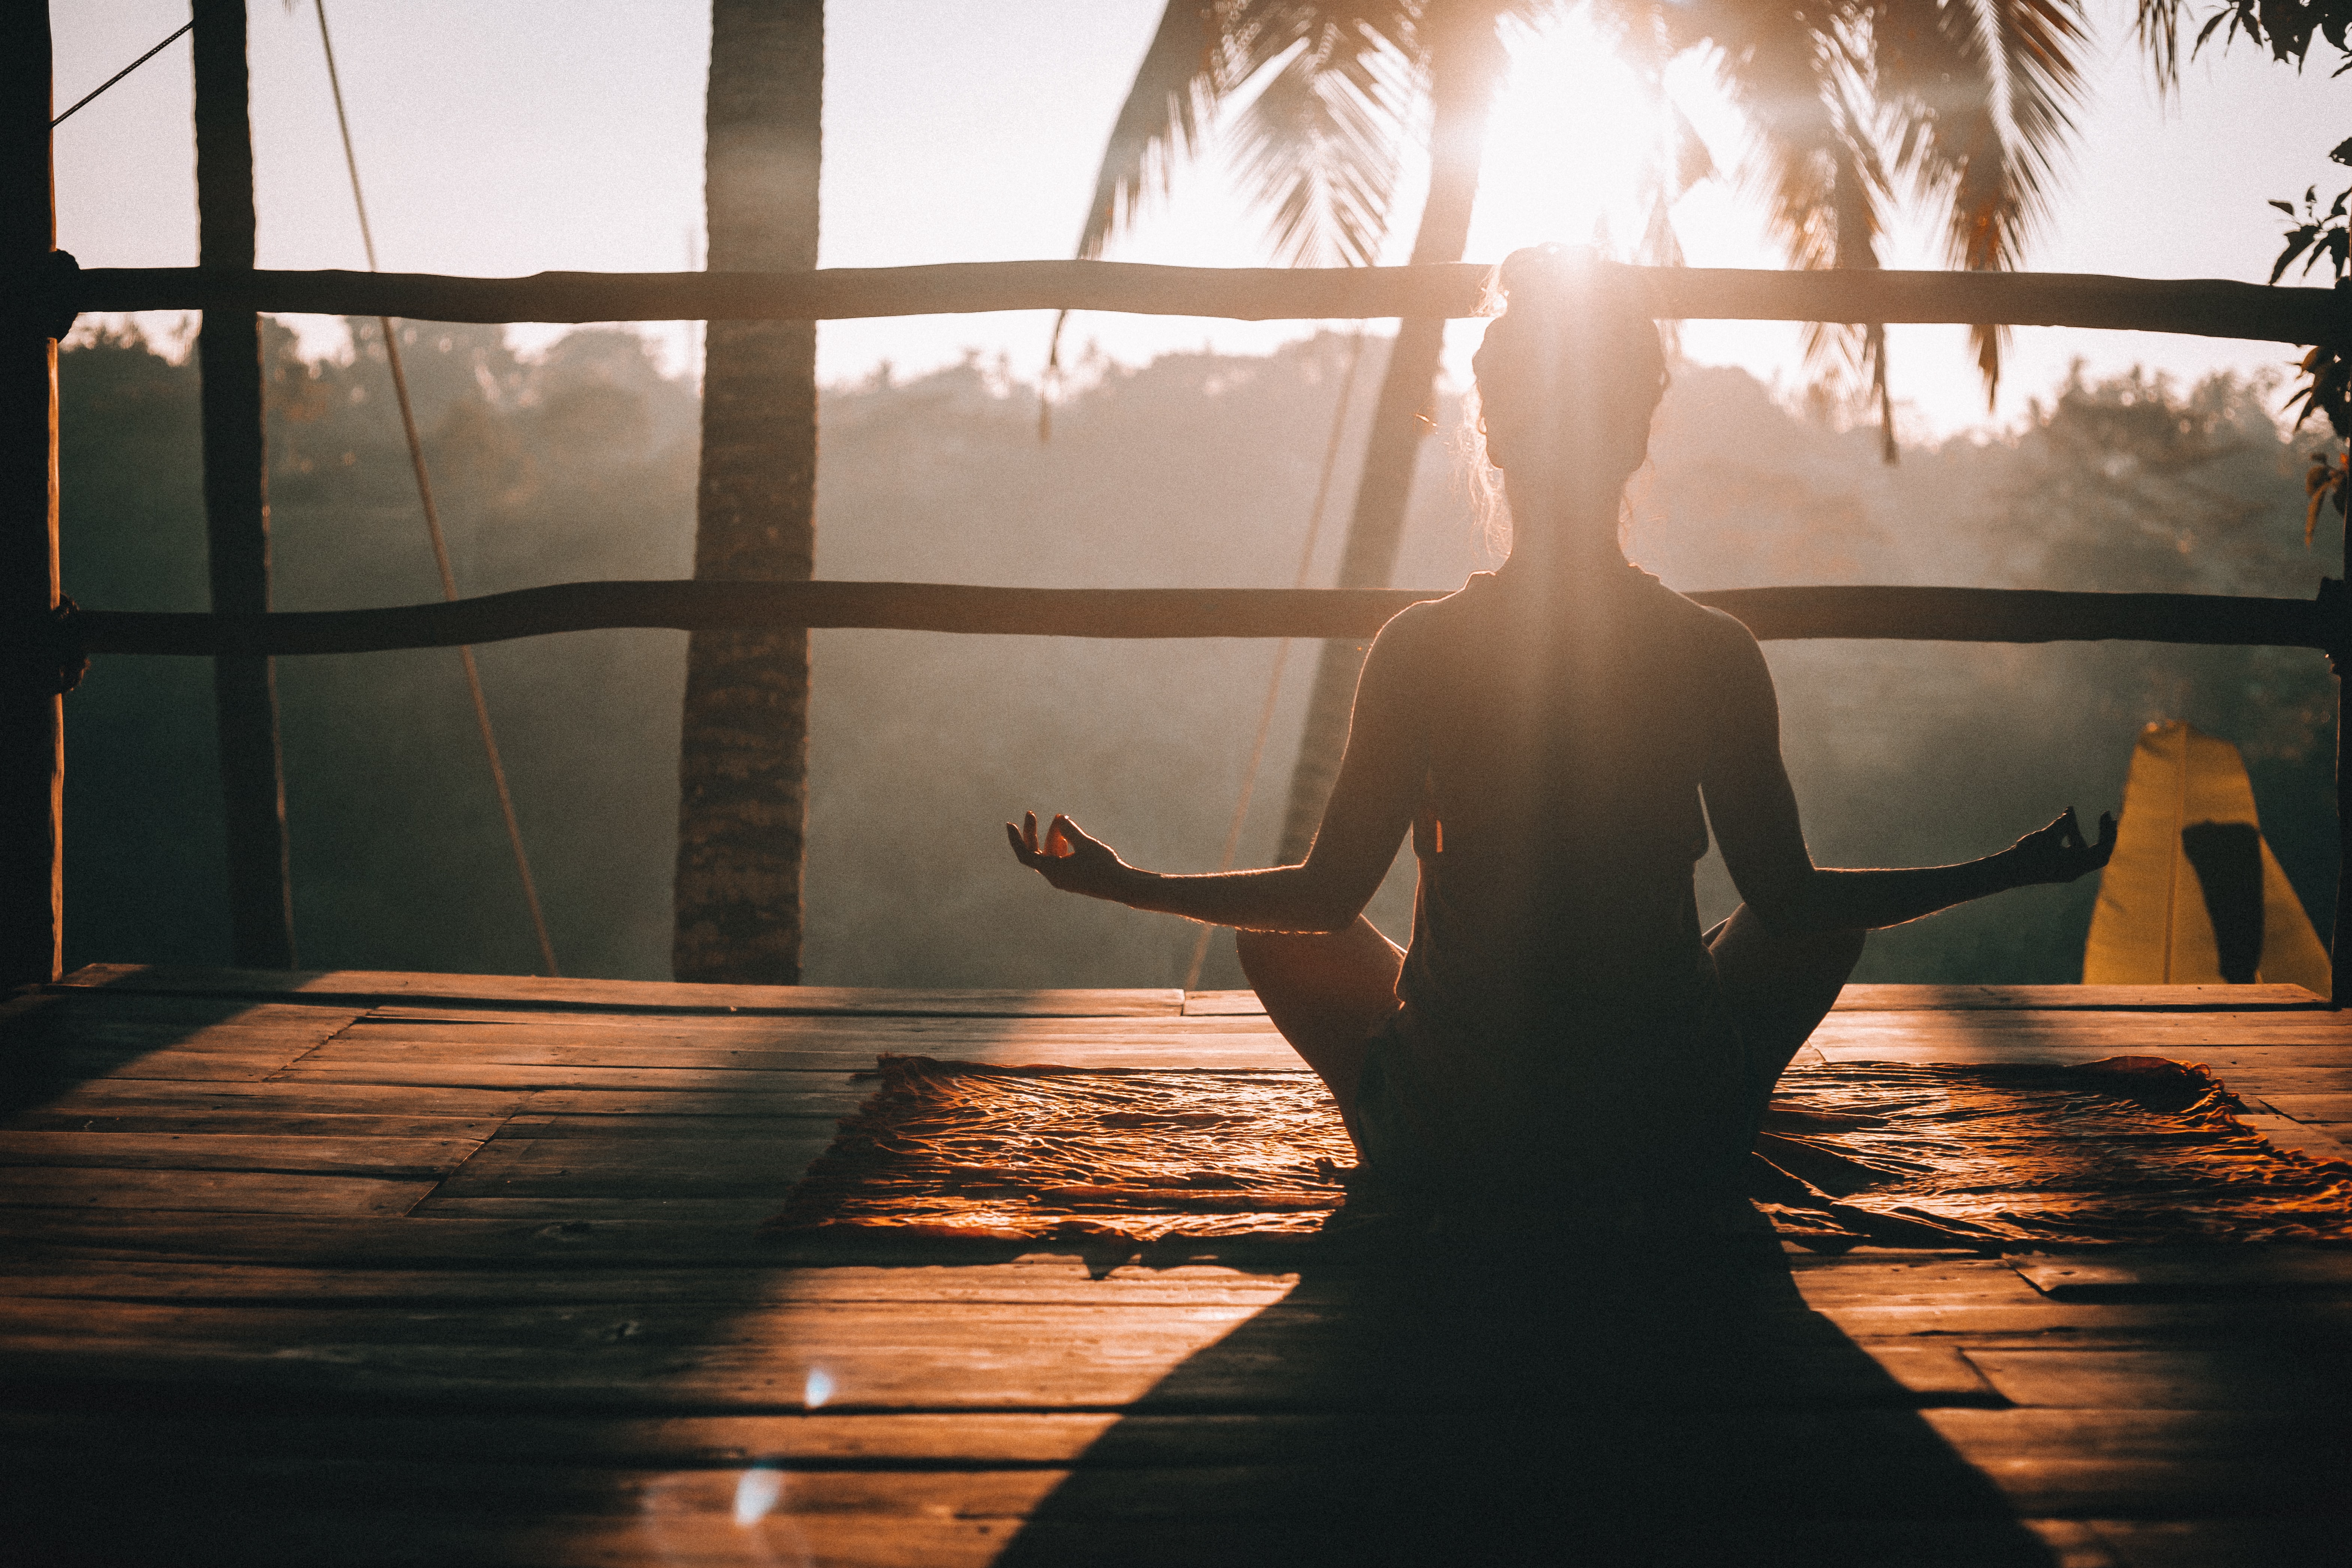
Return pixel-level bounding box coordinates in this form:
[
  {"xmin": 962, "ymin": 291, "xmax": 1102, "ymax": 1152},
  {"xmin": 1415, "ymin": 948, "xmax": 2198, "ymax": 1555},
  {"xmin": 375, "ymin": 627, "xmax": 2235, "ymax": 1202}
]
[{"xmin": 1699, "ymin": 626, "xmax": 2114, "ymax": 934}]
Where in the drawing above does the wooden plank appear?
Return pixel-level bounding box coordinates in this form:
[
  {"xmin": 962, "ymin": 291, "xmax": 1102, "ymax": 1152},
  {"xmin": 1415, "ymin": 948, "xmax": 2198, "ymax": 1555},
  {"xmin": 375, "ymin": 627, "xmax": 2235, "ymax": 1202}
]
[
  {"xmin": 0, "ymin": 1499, "xmax": 2210, "ymax": 1568},
  {"xmin": 2253, "ymin": 1092, "xmax": 2352, "ymax": 1123},
  {"xmin": 0, "ymin": 1208, "xmax": 815, "ymax": 1267},
  {"xmin": 295, "ymin": 1039, "xmax": 893, "ymax": 1072},
  {"xmin": 56, "ymin": 964, "xmax": 1183, "ymax": 1017},
  {"xmin": 1808, "ymin": 1011, "xmax": 2352, "ymax": 1051},
  {"xmin": 2232, "ymin": 1111, "xmax": 2351, "ymax": 1163},
  {"xmin": 2008, "ymin": 1249, "xmax": 2352, "ymax": 1300},
  {"xmin": 0, "ymin": 1444, "xmax": 2322, "ymax": 1546},
  {"xmin": 493, "ymin": 1112, "xmax": 851, "ymax": 1139},
  {"xmin": 2077, "ymin": 1520, "xmax": 2349, "ymax": 1566},
  {"xmin": 0, "ymin": 1259, "xmax": 1304, "ymax": 1309},
  {"xmin": 2, "ymin": 1404, "xmax": 2310, "ymax": 1475},
  {"xmin": 337, "ymin": 1009, "xmax": 1287, "ymax": 1042},
  {"xmin": 1962, "ymin": 1348, "xmax": 2352, "ymax": 1409},
  {"xmin": 1803, "ymin": 1299, "xmax": 2352, "ymax": 1340},
  {"xmin": 383, "ymin": 1196, "xmax": 783, "ymax": 1225},
  {"xmin": 10, "ymin": 1078, "xmax": 522, "ymax": 1120},
  {"xmin": 0, "ymin": 1130, "xmax": 483, "ymax": 1178},
  {"xmin": 1832, "ymin": 984, "xmax": 2327, "ymax": 1011},
  {"xmin": 0, "ymin": 1286, "xmax": 2026, "ymax": 1411},
  {"xmin": 4, "ymin": 1108, "xmax": 507, "ymax": 1138},
  {"xmin": 416, "ymin": 1129, "xmax": 837, "ymax": 1202},
  {"xmin": 25, "ymin": 1049, "xmax": 325, "ymax": 1084},
  {"xmin": 271, "ymin": 1052, "xmax": 1299, "ymax": 1088},
  {"xmin": 1, "ymin": 995, "xmax": 362, "ymax": 1044},
  {"xmin": 1781, "ymin": 1257, "xmax": 2050, "ymax": 1308},
  {"xmin": 0, "ymin": 998, "xmax": 363, "ymax": 1090},
  {"xmin": 516, "ymin": 1086, "xmax": 867, "ymax": 1118},
  {"xmin": 289, "ymin": 1035, "xmax": 1297, "ymax": 1077},
  {"xmin": 0, "ymin": 1169, "xmax": 433, "ymax": 1216},
  {"xmin": 1183, "ymin": 991, "xmax": 1265, "ymax": 1016},
  {"xmin": 269, "ymin": 1062, "xmax": 904, "ymax": 1093}
]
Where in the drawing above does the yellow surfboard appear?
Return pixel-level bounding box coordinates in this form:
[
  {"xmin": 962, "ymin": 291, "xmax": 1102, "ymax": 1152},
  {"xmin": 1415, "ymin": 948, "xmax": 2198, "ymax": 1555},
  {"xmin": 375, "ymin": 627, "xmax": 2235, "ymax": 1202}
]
[{"xmin": 2083, "ymin": 720, "xmax": 2331, "ymax": 993}]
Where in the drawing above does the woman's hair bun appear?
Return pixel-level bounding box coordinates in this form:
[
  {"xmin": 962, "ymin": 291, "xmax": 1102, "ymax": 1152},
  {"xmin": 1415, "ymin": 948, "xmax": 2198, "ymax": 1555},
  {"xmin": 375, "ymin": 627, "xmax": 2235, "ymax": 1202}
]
[
  {"xmin": 1488, "ymin": 244, "xmax": 1643, "ymax": 317},
  {"xmin": 1480, "ymin": 244, "xmax": 1667, "ymax": 405}
]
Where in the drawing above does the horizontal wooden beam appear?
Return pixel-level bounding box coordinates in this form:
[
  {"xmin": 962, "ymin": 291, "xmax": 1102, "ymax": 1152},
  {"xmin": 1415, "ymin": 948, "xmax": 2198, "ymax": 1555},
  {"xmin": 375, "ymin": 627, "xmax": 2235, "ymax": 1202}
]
[
  {"xmin": 71, "ymin": 580, "xmax": 2334, "ymax": 656},
  {"xmin": 66, "ymin": 261, "xmax": 2351, "ymax": 343}
]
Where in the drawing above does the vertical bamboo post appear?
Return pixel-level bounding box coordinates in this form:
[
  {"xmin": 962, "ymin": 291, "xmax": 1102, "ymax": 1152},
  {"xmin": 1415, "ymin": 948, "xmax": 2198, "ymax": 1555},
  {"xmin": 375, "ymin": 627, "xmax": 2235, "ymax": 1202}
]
[
  {"xmin": 0, "ymin": 1, "xmax": 63, "ymax": 988},
  {"xmin": 2334, "ymin": 499, "xmax": 2351, "ymax": 1007},
  {"xmin": 193, "ymin": 0, "xmax": 295, "ymax": 968}
]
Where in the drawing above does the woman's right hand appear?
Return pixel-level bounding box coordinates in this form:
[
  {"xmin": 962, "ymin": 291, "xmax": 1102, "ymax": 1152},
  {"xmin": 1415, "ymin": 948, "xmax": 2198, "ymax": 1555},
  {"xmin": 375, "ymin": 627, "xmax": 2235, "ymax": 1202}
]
[
  {"xmin": 1005, "ymin": 811, "xmax": 1136, "ymax": 904},
  {"xmin": 2007, "ymin": 807, "xmax": 2118, "ymax": 886}
]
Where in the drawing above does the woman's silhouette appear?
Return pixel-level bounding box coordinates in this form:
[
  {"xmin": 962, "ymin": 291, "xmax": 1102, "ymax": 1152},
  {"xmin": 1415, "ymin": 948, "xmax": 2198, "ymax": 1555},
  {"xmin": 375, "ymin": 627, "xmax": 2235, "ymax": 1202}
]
[{"xmin": 1010, "ymin": 245, "xmax": 2114, "ymax": 1218}]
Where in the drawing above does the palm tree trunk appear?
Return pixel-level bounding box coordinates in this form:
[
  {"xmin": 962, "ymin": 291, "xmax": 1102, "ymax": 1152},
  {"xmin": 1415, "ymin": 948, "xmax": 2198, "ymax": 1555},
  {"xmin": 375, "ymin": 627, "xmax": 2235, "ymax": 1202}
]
[
  {"xmin": 1275, "ymin": 16, "xmax": 1504, "ymax": 862},
  {"xmin": 674, "ymin": 0, "xmax": 822, "ymax": 984},
  {"xmin": 194, "ymin": 0, "xmax": 296, "ymax": 967}
]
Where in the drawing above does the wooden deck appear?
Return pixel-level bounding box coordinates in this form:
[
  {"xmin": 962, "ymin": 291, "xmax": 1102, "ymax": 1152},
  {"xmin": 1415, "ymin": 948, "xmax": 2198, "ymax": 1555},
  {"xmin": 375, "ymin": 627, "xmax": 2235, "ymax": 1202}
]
[{"xmin": 1, "ymin": 965, "xmax": 2347, "ymax": 1565}]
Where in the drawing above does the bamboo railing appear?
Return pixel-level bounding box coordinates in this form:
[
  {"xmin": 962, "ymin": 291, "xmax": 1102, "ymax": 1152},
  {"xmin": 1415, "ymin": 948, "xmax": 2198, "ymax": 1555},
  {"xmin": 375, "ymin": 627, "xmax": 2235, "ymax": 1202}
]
[
  {"xmin": 51, "ymin": 260, "xmax": 2352, "ymax": 342},
  {"xmin": 70, "ymin": 582, "xmax": 2342, "ymax": 658},
  {"xmin": 8, "ymin": 4, "xmax": 2352, "ymax": 997}
]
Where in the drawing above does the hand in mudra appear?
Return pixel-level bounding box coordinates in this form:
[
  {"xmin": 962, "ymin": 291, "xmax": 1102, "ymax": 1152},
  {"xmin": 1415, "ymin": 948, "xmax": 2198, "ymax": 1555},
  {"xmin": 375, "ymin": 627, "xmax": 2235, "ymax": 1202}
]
[
  {"xmin": 1006, "ymin": 811, "xmax": 1132, "ymax": 901},
  {"xmin": 2009, "ymin": 806, "xmax": 2118, "ymax": 886}
]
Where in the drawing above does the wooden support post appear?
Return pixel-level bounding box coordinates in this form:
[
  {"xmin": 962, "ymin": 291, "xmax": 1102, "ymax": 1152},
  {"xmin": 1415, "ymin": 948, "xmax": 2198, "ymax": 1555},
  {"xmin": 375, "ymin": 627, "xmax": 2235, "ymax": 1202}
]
[
  {"xmin": 2325, "ymin": 429, "xmax": 2352, "ymax": 1008},
  {"xmin": 0, "ymin": 2, "xmax": 63, "ymax": 987},
  {"xmin": 193, "ymin": 0, "xmax": 294, "ymax": 968}
]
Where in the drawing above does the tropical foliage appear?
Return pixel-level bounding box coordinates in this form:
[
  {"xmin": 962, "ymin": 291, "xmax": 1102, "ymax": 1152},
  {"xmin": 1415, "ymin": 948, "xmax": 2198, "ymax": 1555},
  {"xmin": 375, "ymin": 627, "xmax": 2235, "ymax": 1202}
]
[
  {"xmin": 2151, "ymin": 0, "xmax": 2352, "ymax": 527},
  {"xmin": 1078, "ymin": 0, "xmax": 2101, "ymax": 416},
  {"xmin": 57, "ymin": 328, "xmax": 2334, "ymax": 985}
]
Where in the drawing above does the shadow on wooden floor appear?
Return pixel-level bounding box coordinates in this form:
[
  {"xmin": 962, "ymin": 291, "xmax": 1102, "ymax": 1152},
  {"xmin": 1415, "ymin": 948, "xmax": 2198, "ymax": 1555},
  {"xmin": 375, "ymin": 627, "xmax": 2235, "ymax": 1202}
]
[{"xmin": 995, "ymin": 1242, "xmax": 2057, "ymax": 1567}]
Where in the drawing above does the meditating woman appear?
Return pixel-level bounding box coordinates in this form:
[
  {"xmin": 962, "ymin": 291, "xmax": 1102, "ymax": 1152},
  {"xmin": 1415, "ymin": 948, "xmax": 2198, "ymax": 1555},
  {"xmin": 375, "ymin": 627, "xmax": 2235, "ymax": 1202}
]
[{"xmin": 1007, "ymin": 245, "xmax": 2114, "ymax": 1219}]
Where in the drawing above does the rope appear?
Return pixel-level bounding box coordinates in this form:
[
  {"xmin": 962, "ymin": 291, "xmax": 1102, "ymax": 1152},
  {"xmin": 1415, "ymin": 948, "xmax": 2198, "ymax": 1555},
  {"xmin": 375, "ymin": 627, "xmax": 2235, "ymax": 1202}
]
[
  {"xmin": 51, "ymin": 21, "xmax": 193, "ymax": 129},
  {"xmin": 1181, "ymin": 328, "xmax": 1368, "ymax": 991},
  {"xmin": 314, "ymin": 0, "xmax": 560, "ymax": 978}
]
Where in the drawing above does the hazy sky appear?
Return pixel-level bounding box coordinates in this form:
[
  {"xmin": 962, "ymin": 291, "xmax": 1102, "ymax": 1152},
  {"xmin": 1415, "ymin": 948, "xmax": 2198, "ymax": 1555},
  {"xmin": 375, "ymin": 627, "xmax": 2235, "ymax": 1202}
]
[{"xmin": 48, "ymin": 0, "xmax": 2352, "ymax": 435}]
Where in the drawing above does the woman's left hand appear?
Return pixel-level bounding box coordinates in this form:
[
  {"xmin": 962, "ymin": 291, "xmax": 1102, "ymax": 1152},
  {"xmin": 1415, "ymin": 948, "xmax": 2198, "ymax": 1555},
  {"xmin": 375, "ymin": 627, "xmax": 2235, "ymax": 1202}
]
[
  {"xmin": 1006, "ymin": 812, "xmax": 1136, "ymax": 903},
  {"xmin": 2008, "ymin": 806, "xmax": 2119, "ymax": 886}
]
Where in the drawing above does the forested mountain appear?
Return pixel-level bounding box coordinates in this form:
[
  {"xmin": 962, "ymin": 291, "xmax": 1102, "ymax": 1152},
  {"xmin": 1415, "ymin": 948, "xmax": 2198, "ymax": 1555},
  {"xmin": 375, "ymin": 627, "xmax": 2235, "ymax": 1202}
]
[{"xmin": 55, "ymin": 323, "xmax": 2338, "ymax": 985}]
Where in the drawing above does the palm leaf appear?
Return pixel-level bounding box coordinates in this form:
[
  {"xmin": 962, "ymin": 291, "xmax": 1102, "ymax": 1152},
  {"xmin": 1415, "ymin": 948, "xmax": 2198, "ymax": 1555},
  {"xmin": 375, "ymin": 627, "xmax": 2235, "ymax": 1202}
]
[
  {"xmin": 1073, "ymin": 2, "xmax": 1228, "ymax": 262},
  {"xmin": 1696, "ymin": 1, "xmax": 1895, "ymax": 449},
  {"xmin": 1868, "ymin": 0, "xmax": 2090, "ymax": 404},
  {"xmin": 1228, "ymin": 16, "xmax": 1415, "ymax": 265}
]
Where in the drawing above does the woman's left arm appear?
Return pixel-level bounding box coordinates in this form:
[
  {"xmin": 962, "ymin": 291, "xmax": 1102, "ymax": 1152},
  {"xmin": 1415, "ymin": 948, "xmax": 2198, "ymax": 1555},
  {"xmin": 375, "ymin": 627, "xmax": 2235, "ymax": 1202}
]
[{"xmin": 1007, "ymin": 614, "xmax": 1427, "ymax": 933}]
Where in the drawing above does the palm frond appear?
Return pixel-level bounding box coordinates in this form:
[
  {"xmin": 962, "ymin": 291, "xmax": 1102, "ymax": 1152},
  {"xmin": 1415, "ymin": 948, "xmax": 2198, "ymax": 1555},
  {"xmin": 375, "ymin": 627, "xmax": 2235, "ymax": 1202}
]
[
  {"xmin": 1868, "ymin": 0, "xmax": 2087, "ymax": 404},
  {"xmin": 1228, "ymin": 12, "xmax": 1417, "ymax": 265},
  {"xmin": 1074, "ymin": 3, "xmax": 1227, "ymax": 260},
  {"xmin": 2134, "ymin": 0, "xmax": 2185, "ymax": 95},
  {"xmin": 1703, "ymin": 3, "xmax": 1881, "ymax": 435}
]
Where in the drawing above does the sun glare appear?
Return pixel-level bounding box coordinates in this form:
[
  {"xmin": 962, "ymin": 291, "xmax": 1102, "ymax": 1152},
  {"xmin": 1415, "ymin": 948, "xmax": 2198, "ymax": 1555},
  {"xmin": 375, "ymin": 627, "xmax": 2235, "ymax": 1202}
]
[{"xmin": 1469, "ymin": 13, "xmax": 1682, "ymax": 264}]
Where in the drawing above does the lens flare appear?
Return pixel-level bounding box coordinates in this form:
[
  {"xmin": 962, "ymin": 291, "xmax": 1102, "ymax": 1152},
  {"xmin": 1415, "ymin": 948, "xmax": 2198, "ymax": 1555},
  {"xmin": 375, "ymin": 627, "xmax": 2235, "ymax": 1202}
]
[
  {"xmin": 804, "ymin": 1368, "xmax": 835, "ymax": 1408},
  {"xmin": 733, "ymin": 1466, "xmax": 784, "ymax": 1527}
]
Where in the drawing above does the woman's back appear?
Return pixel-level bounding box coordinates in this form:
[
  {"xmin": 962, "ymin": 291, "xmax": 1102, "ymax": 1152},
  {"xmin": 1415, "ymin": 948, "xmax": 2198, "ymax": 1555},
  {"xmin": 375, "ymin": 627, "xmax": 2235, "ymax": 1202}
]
[
  {"xmin": 1395, "ymin": 565, "xmax": 1742, "ymax": 1024},
  {"xmin": 1367, "ymin": 565, "xmax": 1757, "ymax": 1200}
]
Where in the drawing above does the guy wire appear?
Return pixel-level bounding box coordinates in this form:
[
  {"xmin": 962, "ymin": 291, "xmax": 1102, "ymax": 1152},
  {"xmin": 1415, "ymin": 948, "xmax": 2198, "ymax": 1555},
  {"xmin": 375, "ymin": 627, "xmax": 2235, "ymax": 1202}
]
[{"xmin": 314, "ymin": 0, "xmax": 559, "ymax": 976}]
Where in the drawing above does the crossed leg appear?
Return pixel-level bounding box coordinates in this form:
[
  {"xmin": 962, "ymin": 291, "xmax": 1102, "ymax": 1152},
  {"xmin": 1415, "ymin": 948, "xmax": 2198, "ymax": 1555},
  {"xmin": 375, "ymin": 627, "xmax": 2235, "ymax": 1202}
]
[
  {"xmin": 1237, "ymin": 906, "xmax": 1866, "ymax": 1151},
  {"xmin": 1704, "ymin": 903, "xmax": 1868, "ymax": 1126},
  {"xmin": 1234, "ymin": 918, "xmax": 1403, "ymax": 1150}
]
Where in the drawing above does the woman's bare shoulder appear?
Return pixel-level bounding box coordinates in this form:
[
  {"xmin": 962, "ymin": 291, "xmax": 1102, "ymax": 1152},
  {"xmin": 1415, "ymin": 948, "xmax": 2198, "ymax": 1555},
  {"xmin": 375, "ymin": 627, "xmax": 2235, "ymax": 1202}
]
[
  {"xmin": 1647, "ymin": 581, "xmax": 1773, "ymax": 685},
  {"xmin": 1376, "ymin": 575, "xmax": 1493, "ymax": 644}
]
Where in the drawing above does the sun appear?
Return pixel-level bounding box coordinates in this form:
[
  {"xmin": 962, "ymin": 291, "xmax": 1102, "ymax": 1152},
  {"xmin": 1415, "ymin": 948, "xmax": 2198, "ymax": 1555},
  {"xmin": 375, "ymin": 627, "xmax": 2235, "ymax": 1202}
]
[{"xmin": 1468, "ymin": 12, "xmax": 1688, "ymax": 264}]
